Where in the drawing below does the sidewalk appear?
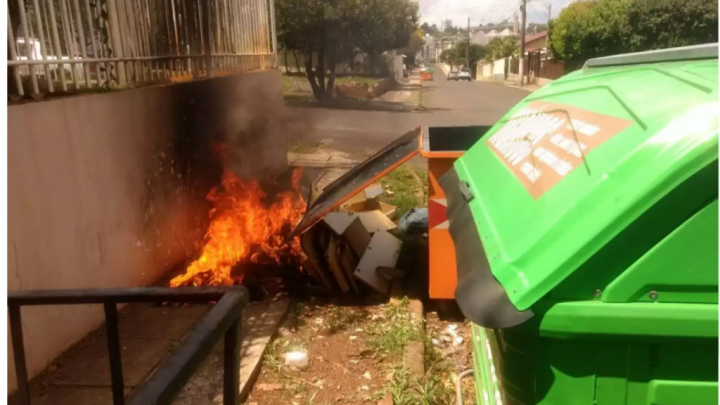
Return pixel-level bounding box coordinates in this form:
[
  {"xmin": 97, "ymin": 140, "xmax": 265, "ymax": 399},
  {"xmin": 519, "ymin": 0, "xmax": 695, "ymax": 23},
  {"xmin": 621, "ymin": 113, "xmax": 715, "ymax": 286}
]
[
  {"xmin": 375, "ymin": 70, "xmax": 421, "ymax": 104},
  {"xmin": 495, "ymin": 79, "xmax": 540, "ymax": 92},
  {"xmin": 8, "ymin": 300, "xmax": 289, "ymax": 405}
]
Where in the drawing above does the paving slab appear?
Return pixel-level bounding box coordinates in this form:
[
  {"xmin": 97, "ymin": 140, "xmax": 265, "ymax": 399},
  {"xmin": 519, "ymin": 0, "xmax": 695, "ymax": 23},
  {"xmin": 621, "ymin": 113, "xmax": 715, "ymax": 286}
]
[
  {"xmin": 288, "ymin": 150, "xmax": 359, "ymax": 168},
  {"xmin": 171, "ymin": 299, "xmax": 290, "ymax": 404},
  {"xmin": 44, "ymin": 334, "xmax": 173, "ymax": 387},
  {"xmin": 7, "ymin": 385, "xmax": 131, "ymax": 405}
]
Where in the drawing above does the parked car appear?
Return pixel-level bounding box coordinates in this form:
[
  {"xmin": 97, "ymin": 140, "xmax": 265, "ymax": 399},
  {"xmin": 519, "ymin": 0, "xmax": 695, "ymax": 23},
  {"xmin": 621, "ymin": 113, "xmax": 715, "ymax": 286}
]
[
  {"xmin": 458, "ymin": 68, "xmax": 472, "ymax": 81},
  {"xmin": 447, "ymin": 70, "xmax": 458, "ymax": 80}
]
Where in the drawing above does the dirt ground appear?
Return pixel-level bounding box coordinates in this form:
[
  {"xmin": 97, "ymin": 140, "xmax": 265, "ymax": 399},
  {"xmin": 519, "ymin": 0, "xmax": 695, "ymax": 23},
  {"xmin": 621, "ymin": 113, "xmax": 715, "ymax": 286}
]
[
  {"xmin": 245, "ymin": 153, "xmax": 474, "ymax": 405},
  {"xmin": 244, "ymin": 297, "xmax": 474, "ymax": 405}
]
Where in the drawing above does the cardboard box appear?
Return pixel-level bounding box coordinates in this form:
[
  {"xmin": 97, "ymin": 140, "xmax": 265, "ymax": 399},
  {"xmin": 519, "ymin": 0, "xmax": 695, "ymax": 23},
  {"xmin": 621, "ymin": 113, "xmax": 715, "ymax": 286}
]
[
  {"xmin": 354, "ymin": 230, "xmax": 403, "ymax": 294},
  {"xmin": 322, "ymin": 210, "xmax": 396, "ymax": 236},
  {"xmin": 339, "ymin": 183, "xmax": 384, "ymax": 210},
  {"xmin": 342, "ymin": 199, "xmax": 397, "ymax": 220}
]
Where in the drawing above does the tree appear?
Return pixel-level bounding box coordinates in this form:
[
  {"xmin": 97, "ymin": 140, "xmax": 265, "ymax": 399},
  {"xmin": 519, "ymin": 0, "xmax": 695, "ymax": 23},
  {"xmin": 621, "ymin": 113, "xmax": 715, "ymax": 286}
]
[
  {"xmin": 420, "ymin": 22, "xmax": 439, "ymax": 35},
  {"xmin": 626, "ymin": 0, "xmax": 718, "ymax": 51},
  {"xmin": 486, "ymin": 36, "xmax": 518, "ymax": 61},
  {"xmin": 549, "ymin": 0, "xmax": 630, "ymax": 68},
  {"xmin": 276, "ymin": 0, "xmax": 419, "ymax": 102},
  {"xmin": 441, "ymin": 42, "xmax": 487, "ymax": 69},
  {"xmin": 549, "ymin": 0, "xmax": 717, "ymax": 68},
  {"xmin": 399, "ymin": 30, "xmax": 425, "ymax": 66}
]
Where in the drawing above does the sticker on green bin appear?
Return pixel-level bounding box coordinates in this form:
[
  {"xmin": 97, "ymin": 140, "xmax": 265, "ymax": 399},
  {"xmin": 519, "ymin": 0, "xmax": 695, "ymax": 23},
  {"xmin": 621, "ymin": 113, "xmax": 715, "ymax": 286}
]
[{"xmin": 486, "ymin": 101, "xmax": 633, "ymax": 199}]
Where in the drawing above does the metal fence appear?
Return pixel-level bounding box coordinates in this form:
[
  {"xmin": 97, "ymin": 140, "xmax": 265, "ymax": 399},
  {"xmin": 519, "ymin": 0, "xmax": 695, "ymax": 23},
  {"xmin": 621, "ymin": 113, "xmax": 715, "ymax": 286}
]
[
  {"xmin": 7, "ymin": 0, "xmax": 277, "ymax": 98},
  {"xmin": 9, "ymin": 286, "xmax": 250, "ymax": 405}
]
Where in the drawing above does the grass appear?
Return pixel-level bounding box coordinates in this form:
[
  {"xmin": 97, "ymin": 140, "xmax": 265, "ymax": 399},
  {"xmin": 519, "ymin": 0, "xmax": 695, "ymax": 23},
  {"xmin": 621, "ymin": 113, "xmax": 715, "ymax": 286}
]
[
  {"xmin": 324, "ymin": 305, "xmax": 365, "ymax": 335},
  {"xmin": 282, "ymin": 73, "xmax": 380, "ymax": 92},
  {"xmin": 366, "ymin": 297, "xmax": 423, "ymax": 361},
  {"xmin": 288, "ymin": 140, "xmax": 322, "ymax": 154},
  {"xmin": 370, "ymin": 298, "xmax": 460, "ymax": 405},
  {"xmin": 263, "ymin": 333, "xmax": 311, "ymax": 374},
  {"xmin": 372, "ymin": 363, "xmax": 453, "ymax": 405},
  {"xmin": 335, "ymin": 76, "xmax": 380, "ymax": 86},
  {"xmin": 377, "ymin": 163, "xmax": 428, "ymax": 219}
]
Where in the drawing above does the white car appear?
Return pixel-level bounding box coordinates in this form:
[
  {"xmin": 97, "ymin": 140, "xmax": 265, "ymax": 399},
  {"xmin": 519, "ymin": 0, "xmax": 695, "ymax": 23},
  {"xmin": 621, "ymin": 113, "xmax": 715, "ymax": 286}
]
[
  {"xmin": 458, "ymin": 68, "xmax": 472, "ymax": 81},
  {"xmin": 447, "ymin": 70, "xmax": 459, "ymax": 80}
]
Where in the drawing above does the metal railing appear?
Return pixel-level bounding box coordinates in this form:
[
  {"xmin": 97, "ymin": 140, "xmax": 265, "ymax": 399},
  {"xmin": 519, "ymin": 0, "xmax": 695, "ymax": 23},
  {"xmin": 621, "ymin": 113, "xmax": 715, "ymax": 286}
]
[
  {"xmin": 7, "ymin": 0, "xmax": 278, "ymax": 98},
  {"xmin": 8, "ymin": 286, "xmax": 250, "ymax": 405}
]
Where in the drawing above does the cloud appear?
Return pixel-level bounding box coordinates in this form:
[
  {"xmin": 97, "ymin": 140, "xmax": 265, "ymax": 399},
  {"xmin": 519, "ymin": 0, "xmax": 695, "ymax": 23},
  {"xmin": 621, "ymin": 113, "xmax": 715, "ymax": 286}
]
[{"xmin": 419, "ymin": 0, "xmax": 569, "ymax": 28}]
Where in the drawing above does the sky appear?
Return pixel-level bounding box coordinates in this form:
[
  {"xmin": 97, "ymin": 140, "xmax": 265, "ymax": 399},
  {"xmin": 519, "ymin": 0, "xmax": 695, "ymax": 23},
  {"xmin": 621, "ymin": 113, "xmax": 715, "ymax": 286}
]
[{"xmin": 418, "ymin": 0, "xmax": 574, "ymax": 29}]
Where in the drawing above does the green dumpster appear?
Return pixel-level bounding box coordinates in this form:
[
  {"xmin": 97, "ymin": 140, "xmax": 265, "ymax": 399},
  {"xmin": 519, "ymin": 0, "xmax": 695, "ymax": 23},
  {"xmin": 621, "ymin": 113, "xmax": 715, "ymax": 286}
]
[{"xmin": 440, "ymin": 44, "xmax": 719, "ymax": 405}]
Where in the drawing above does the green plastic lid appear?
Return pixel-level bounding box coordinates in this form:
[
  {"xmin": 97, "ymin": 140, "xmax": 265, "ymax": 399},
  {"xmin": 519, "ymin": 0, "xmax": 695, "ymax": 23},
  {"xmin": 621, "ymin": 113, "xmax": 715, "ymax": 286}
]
[{"xmin": 453, "ymin": 44, "xmax": 719, "ymax": 311}]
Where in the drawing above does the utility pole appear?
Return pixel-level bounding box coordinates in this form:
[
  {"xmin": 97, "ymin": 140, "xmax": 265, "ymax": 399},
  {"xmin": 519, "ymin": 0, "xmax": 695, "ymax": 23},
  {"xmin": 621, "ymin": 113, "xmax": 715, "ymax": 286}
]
[
  {"xmin": 466, "ymin": 17, "xmax": 470, "ymax": 67},
  {"xmin": 546, "ymin": 4, "xmax": 552, "ymax": 51},
  {"xmin": 518, "ymin": 0, "xmax": 527, "ymax": 87}
]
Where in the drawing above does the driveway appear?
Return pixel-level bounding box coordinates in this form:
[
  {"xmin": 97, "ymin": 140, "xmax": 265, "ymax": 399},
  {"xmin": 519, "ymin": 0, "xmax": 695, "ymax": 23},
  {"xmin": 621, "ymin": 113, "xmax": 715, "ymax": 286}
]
[{"xmin": 286, "ymin": 66, "xmax": 528, "ymax": 156}]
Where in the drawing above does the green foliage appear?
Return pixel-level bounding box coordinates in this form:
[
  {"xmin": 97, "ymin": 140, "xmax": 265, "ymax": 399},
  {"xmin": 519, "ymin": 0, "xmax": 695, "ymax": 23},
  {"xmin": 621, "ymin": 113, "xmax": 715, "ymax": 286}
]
[
  {"xmin": 276, "ymin": 0, "xmax": 419, "ymax": 102},
  {"xmin": 486, "ymin": 36, "xmax": 519, "ymax": 61},
  {"xmin": 549, "ymin": 0, "xmax": 630, "ymax": 66},
  {"xmin": 440, "ymin": 42, "xmax": 487, "ymax": 68},
  {"xmin": 626, "ymin": 0, "xmax": 719, "ymax": 51},
  {"xmin": 549, "ymin": 0, "xmax": 718, "ymax": 66},
  {"xmin": 399, "ymin": 31, "xmax": 425, "ymax": 66},
  {"xmin": 420, "ymin": 22, "xmax": 439, "ymax": 35}
]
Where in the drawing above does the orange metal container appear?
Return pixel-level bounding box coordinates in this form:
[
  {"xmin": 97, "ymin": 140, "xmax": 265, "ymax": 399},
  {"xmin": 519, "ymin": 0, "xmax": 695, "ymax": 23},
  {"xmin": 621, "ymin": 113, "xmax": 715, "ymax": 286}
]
[
  {"xmin": 421, "ymin": 126, "xmax": 491, "ymax": 299},
  {"xmin": 421, "ymin": 71, "xmax": 433, "ymax": 81},
  {"xmin": 290, "ymin": 125, "xmax": 490, "ymax": 300}
]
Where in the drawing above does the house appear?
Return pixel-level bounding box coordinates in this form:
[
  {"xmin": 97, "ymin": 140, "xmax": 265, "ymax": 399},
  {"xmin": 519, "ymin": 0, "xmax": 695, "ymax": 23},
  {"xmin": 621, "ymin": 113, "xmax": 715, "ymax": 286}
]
[
  {"xmin": 520, "ymin": 30, "xmax": 549, "ymax": 54},
  {"xmin": 517, "ymin": 30, "xmax": 566, "ymax": 84},
  {"xmin": 471, "ymin": 27, "xmax": 517, "ymax": 45}
]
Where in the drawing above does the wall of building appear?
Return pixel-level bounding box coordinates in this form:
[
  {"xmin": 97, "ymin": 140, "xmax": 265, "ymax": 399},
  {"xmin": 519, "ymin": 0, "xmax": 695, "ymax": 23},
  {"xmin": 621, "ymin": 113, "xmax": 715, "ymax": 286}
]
[{"xmin": 7, "ymin": 69, "xmax": 288, "ymax": 392}]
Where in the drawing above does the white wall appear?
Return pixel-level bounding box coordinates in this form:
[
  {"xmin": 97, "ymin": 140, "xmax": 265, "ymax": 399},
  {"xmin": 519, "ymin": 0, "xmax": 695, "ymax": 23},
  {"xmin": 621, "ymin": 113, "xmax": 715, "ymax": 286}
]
[
  {"xmin": 7, "ymin": 70, "xmax": 288, "ymax": 393},
  {"xmin": 491, "ymin": 58, "xmax": 506, "ymax": 80}
]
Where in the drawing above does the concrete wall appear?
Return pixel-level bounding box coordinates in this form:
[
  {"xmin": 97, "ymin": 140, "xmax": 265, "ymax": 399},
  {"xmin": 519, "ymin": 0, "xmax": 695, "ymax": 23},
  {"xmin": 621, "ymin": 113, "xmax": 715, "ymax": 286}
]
[
  {"xmin": 492, "ymin": 58, "xmax": 506, "ymax": 80},
  {"xmin": 7, "ymin": 69, "xmax": 289, "ymax": 392}
]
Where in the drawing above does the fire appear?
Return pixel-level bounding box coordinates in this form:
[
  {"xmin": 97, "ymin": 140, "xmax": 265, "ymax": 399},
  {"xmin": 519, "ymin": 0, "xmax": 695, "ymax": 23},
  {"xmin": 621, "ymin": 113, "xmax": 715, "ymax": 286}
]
[{"xmin": 170, "ymin": 168, "xmax": 306, "ymax": 287}]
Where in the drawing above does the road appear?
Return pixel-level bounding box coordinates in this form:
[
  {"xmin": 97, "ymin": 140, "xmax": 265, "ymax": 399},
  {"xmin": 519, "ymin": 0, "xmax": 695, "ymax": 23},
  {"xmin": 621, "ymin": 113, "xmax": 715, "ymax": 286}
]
[{"xmin": 286, "ymin": 65, "xmax": 529, "ymax": 156}]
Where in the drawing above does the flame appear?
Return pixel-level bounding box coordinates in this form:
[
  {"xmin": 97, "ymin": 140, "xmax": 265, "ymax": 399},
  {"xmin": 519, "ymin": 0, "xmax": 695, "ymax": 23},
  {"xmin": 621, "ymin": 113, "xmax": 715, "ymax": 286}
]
[{"xmin": 170, "ymin": 168, "xmax": 306, "ymax": 287}]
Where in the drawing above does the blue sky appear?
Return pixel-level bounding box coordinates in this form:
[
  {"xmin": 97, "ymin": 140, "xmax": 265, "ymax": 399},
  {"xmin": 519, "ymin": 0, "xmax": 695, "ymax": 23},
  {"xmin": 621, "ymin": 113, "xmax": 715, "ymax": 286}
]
[{"xmin": 418, "ymin": 0, "xmax": 574, "ymax": 28}]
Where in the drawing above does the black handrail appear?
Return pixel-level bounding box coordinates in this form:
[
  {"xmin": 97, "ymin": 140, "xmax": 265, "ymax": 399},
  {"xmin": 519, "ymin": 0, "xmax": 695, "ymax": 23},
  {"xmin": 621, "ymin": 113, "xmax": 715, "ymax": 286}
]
[{"xmin": 8, "ymin": 286, "xmax": 250, "ymax": 405}]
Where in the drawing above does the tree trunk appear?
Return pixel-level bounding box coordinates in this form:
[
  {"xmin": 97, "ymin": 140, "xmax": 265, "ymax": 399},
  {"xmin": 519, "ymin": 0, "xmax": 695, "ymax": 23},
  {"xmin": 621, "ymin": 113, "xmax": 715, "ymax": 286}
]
[
  {"xmin": 304, "ymin": 52, "xmax": 323, "ymax": 102},
  {"xmin": 293, "ymin": 51, "xmax": 301, "ymax": 73},
  {"xmin": 316, "ymin": 49, "xmax": 326, "ymax": 102},
  {"xmin": 325, "ymin": 52, "xmax": 336, "ymax": 101},
  {"xmin": 283, "ymin": 49, "xmax": 288, "ymax": 74}
]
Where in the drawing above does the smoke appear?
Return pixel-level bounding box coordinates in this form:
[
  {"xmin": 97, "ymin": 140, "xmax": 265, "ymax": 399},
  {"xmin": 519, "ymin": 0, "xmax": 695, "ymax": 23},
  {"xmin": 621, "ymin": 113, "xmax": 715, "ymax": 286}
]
[{"xmin": 222, "ymin": 76, "xmax": 315, "ymax": 182}]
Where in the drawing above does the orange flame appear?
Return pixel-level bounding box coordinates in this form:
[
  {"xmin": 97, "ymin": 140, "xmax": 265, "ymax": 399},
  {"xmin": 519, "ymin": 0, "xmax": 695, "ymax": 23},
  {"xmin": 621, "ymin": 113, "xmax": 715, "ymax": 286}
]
[{"xmin": 169, "ymin": 168, "xmax": 306, "ymax": 287}]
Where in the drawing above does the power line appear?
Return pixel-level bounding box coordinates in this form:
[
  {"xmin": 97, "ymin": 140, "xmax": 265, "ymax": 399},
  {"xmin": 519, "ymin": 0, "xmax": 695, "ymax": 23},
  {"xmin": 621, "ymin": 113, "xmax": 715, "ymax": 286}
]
[{"xmin": 485, "ymin": 0, "xmax": 521, "ymax": 26}]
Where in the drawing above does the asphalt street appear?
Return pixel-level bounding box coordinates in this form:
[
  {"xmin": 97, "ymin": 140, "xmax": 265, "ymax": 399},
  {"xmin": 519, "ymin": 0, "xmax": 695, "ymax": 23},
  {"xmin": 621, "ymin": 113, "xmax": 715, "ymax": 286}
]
[{"xmin": 286, "ymin": 65, "xmax": 529, "ymax": 155}]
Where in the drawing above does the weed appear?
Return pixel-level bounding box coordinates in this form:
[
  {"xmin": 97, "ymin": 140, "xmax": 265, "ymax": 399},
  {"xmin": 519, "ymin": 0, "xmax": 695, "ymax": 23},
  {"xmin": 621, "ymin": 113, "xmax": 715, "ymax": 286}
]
[
  {"xmin": 416, "ymin": 370, "xmax": 454, "ymax": 405},
  {"xmin": 374, "ymin": 363, "xmax": 456, "ymax": 405},
  {"xmin": 325, "ymin": 306, "xmax": 349, "ymax": 334},
  {"xmin": 366, "ymin": 299, "xmax": 422, "ymax": 361},
  {"xmin": 377, "ymin": 164, "xmax": 428, "ymax": 218},
  {"xmin": 263, "ymin": 339, "xmax": 285, "ymax": 373}
]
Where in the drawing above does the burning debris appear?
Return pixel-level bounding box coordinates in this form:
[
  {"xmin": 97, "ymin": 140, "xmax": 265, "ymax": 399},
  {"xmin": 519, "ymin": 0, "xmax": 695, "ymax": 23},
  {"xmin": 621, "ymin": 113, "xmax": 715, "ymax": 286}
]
[
  {"xmin": 170, "ymin": 168, "xmax": 306, "ymax": 287},
  {"xmin": 169, "ymin": 148, "xmax": 406, "ymax": 297}
]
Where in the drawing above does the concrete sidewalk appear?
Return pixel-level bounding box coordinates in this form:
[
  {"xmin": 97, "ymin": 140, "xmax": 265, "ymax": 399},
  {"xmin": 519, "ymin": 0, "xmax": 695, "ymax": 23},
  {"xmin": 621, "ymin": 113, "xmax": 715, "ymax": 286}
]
[{"xmin": 494, "ymin": 79, "xmax": 540, "ymax": 92}]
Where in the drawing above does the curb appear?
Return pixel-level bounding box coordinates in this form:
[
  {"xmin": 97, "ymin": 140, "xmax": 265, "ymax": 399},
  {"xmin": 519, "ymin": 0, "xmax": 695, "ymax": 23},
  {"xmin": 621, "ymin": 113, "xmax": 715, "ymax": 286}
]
[
  {"xmin": 403, "ymin": 299, "xmax": 425, "ymax": 379},
  {"xmin": 390, "ymin": 294, "xmax": 425, "ymax": 385}
]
